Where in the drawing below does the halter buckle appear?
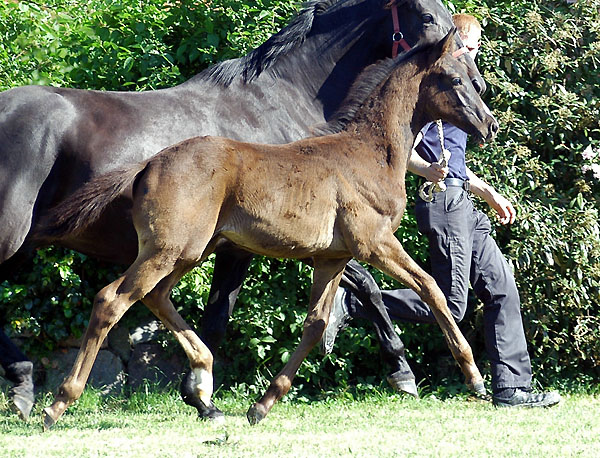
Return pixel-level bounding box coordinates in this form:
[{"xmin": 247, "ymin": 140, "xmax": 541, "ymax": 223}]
[{"xmin": 392, "ymin": 31, "xmax": 404, "ymax": 42}]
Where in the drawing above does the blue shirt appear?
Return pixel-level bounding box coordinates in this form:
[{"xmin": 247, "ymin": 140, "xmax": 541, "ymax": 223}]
[{"xmin": 415, "ymin": 121, "xmax": 468, "ymax": 180}]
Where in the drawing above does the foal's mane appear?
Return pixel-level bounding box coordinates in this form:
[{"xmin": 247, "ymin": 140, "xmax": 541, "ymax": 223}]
[
  {"xmin": 313, "ymin": 44, "xmax": 423, "ymax": 136},
  {"xmin": 195, "ymin": 0, "xmax": 389, "ymax": 86}
]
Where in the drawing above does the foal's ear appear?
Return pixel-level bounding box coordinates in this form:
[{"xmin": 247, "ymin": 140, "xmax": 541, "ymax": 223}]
[
  {"xmin": 429, "ymin": 27, "xmax": 457, "ymax": 63},
  {"xmin": 441, "ymin": 27, "xmax": 457, "ymax": 55}
]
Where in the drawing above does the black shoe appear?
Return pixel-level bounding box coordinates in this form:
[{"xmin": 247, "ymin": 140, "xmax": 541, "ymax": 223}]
[
  {"xmin": 319, "ymin": 288, "xmax": 351, "ymax": 355},
  {"xmin": 493, "ymin": 388, "xmax": 561, "ymax": 408}
]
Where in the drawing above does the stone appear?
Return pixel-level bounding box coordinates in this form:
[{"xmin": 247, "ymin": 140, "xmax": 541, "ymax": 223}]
[
  {"xmin": 43, "ymin": 348, "xmax": 126, "ymax": 395},
  {"xmin": 127, "ymin": 343, "xmax": 185, "ymax": 389},
  {"xmin": 129, "ymin": 319, "xmax": 165, "ymax": 346},
  {"xmin": 107, "ymin": 325, "xmax": 131, "ymax": 363}
]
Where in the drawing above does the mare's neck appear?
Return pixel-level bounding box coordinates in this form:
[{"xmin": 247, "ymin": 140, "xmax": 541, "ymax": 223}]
[{"xmin": 189, "ymin": 1, "xmax": 385, "ymax": 119}]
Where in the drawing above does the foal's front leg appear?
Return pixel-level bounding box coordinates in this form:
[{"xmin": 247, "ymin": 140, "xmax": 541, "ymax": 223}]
[
  {"xmin": 247, "ymin": 257, "xmax": 350, "ymax": 425},
  {"xmin": 359, "ymin": 233, "xmax": 485, "ymax": 395}
]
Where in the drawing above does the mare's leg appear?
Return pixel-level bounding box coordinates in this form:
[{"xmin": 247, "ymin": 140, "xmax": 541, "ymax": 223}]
[
  {"xmin": 358, "ymin": 232, "xmax": 483, "ymax": 393},
  {"xmin": 341, "ymin": 260, "xmax": 417, "ymax": 396},
  {"xmin": 0, "ymin": 329, "xmax": 34, "ymax": 420},
  {"xmin": 247, "ymin": 258, "xmax": 349, "ymax": 425},
  {"xmin": 143, "ymin": 272, "xmax": 223, "ymax": 421},
  {"xmin": 200, "ymin": 245, "xmax": 255, "ymax": 352},
  {"xmin": 42, "ymin": 251, "xmax": 179, "ymax": 430}
]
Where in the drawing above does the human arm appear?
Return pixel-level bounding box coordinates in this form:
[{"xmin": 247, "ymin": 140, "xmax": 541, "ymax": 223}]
[
  {"xmin": 466, "ymin": 167, "xmax": 516, "ymax": 225},
  {"xmin": 407, "ymin": 132, "xmax": 449, "ymax": 182}
]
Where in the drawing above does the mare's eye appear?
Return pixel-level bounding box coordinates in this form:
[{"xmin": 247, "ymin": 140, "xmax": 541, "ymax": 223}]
[
  {"xmin": 451, "ymin": 77, "xmax": 462, "ymax": 86},
  {"xmin": 422, "ymin": 14, "xmax": 433, "ymax": 24}
]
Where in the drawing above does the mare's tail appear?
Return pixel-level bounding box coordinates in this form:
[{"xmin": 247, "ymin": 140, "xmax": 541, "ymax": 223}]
[{"xmin": 35, "ymin": 163, "xmax": 147, "ymax": 240}]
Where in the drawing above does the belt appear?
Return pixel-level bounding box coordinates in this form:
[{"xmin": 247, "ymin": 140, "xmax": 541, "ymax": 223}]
[{"xmin": 444, "ymin": 177, "xmax": 470, "ymax": 192}]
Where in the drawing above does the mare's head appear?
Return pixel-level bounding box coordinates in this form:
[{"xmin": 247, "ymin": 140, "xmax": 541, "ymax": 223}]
[
  {"xmin": 307, "ymin": 0, "xmax": 486, "ymax": 113},
  {"xmin": 411, "ymin": 29, "xmax": 498, "ymax": 141},
  {"xmin": 378, "ymin": 1, "xmax": 486, "ymax": 93},
  {"xmin": 203, "ymin": 1, "xmax": 485, "ymax": 112}
]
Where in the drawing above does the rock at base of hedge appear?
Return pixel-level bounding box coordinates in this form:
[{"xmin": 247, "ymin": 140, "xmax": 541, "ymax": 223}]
[
  {"xmin": 127, "ymin": 343, "xmax": 184, "ymax": 389},
  {"xmin": 43, "ymin": 348, "xmax": 126, "ymax": 395},
  {"xmin": 107, "ymin": 325, "xmax": 132, "ymax": 364}
]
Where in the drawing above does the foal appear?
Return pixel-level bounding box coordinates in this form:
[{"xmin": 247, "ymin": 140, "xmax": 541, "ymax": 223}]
[{"xmin": 39, "ymin": 30, "xmax": 497, "ymax": 428}]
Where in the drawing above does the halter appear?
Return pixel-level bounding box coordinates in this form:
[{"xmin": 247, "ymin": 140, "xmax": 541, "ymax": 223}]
[
  {"xmin": 391, "ymin": 3, "xmax": 411, "ymax": 58},
  {"xmin": 418, "ymin": 120, "xmax": 452, "ymax": 202},
  {"xmin": 390, "ymin": 3, "xmax": 469, "ymax": 59}
]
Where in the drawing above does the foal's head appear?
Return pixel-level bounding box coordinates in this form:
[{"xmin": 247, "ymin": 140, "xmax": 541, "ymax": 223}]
[{"xmin": 411, "ymin": 29, "xmax": 499, "ymax": 141}]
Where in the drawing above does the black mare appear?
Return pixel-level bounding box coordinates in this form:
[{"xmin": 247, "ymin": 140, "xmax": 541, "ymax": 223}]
[{"xmin": 0, "ymin": 0, "xmax": 484, "ymax": 416}]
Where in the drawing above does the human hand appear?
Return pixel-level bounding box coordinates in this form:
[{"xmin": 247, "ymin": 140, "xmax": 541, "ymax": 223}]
[
  {"xmin": 423, "ymin": 163, "xmax": 448, "ymax": 183},
  {"xmin": 488, "ymin": 192, "xmax": 516, "ymax": 225}
]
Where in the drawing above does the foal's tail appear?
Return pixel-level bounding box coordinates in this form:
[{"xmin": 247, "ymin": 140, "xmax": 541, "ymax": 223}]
[{"xmin": 35, "ymin": 163, "xmax": 147, "ymax": 240}]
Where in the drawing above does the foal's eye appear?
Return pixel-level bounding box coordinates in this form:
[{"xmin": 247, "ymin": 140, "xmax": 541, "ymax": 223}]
[
  {"xmin": 422, "ymin": 13, "xmax": 434, "ymax": 24},
  {"xmin": 451, "ymin": 77, "xmax": 462, "ymax": 86}
]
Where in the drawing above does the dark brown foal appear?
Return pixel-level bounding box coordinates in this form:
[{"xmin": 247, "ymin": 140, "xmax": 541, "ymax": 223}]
[{"xmin": 38, "ymin": 29, "xmax": 498, "ymax": 428}]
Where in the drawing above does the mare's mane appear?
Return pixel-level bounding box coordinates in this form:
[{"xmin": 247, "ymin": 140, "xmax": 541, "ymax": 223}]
[
  {"xmin": 313, "ymin": 43, "xmax": 424, "ymax": 136},
  {"xmin": 194, "ymin": 0, "xmax": 392, "ymax": 87}
]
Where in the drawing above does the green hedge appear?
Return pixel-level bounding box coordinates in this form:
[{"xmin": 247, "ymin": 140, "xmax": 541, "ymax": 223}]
[{"xmin": 1, "ymin": 0, "xmax": 598, "ymax": 394}]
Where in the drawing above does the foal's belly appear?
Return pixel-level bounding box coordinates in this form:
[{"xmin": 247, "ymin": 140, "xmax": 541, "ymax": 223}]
[{"xmin": 218, "ymin": 208, "xmax": 346, "ymax": 259}]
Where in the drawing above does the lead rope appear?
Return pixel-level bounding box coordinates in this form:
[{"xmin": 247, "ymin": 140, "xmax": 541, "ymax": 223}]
[{"xmin": 418, "ymin": 120, "xmax": 452, "ymax": 202}]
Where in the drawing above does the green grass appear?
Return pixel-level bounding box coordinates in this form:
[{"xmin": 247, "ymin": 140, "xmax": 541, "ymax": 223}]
[{"xmin": 1, "ymin": 386, "xmax": 599, "ymax": 457}]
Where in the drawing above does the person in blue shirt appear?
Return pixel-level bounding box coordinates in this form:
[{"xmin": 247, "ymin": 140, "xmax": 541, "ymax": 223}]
[{"xmin": 321, "ymin": 14, "xmax": 561, "ymax": 408}]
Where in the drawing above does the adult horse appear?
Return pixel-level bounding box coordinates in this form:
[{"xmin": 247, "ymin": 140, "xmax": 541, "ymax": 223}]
[
  {"xmin": 0, "ymin": 0, "xmax": 483, "ymax": 414},
  {"xmin": 37, "ymin": 29, "xmax": 498, "ymax": 429}
]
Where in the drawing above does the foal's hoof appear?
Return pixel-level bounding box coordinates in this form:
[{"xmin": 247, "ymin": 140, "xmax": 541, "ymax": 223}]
[
  {"xmin": 467, "ymin": 380, "xmax": 487, "ymax": 398},
  {"xmin": 246, "ymin": 403, "xmax": 267, "ymax": 425},
  {"xmin": 199, "ymin": 401, "xmax": 225, "ymax": 424},
  {"xmin": 42, "ymin": 408, "xmax": 57, "ymax": 432},
  {"xmin": 180, "ymin": 371, "xmax": 224, "ymax": 422}
]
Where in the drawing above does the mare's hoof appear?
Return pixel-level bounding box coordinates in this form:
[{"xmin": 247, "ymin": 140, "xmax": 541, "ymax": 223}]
[
  {"xmin": 386, "ymin": 370, "xmax": 419, "ymax": 398},
  {"xmin": 246, "ymin": 403, "xmax": 267, "ymax": 425},
  {"xmin": 42, "ymin": 408, "xmax": 57, "ymax": 432},
  {"xmin": 11, "ymin": 392, "xmax": 34, "ymax": 421}
]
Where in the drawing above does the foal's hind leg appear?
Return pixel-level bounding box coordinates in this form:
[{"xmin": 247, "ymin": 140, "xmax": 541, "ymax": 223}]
[
  {"xmin": 42, "ymin": 252, "xmax": 179, "ymax": 430},
  {"xmin": 247, "ymin": 258, "xmax": 349, "ymax": 425},
  {"xmin": 142, "ymin": 271, "xmax": 223, "ymax": 421},
  {"xmin": 180, "ymin": 247, "xmax": 254, "ymax": 418},
  {"xmin": 358, "ymin": 233, "xmax": 484, "ymax": 395}
]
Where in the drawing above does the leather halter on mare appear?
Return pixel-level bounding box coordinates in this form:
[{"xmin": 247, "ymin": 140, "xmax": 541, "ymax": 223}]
[
  {"xmin": 391, "ymin": 4, "xmax": 411, "ymax": 58},
  {"xmin": 388, "ymin": 5, "xmax": 469, "ymax": 202},
  {"xmin": 390, "ymin": 3, "xmax": 469, "ymax": 58}
]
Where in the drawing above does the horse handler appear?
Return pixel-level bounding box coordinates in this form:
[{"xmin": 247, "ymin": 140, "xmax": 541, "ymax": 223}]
[{"xmin": 320, "ymin": 14, "xmax": 561, "ymax": 408}]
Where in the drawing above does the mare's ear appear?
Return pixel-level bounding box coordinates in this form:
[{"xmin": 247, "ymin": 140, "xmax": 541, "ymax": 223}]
[{"xmin": 428, "ymin": 27, "xmax": 456, "ymax": 64}]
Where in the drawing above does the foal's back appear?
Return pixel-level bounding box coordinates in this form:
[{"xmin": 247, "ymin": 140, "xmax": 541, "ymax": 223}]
[{"xmin": 134, "ymin": 133, "xmax": 388, "ymax": 260}]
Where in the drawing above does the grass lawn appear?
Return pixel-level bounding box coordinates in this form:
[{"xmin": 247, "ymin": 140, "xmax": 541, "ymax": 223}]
[{"xmin": 1, "ymin": 387, "xmax": 598, "ymax": 457}]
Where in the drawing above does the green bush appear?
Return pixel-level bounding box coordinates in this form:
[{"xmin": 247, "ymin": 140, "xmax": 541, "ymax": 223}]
[{"xmin": 1, "ymin": 0, "xmax": 599, "ymax": 395}]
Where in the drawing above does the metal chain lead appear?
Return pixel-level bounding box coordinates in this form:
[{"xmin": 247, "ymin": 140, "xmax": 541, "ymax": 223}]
[{"xmin": 418, "ymin": 120, "xmax": 452, "ymax": 202}]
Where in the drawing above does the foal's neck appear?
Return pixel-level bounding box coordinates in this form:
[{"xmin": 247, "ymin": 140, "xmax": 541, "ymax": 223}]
[{"xmin": 345, "ymin": 64, "xmax": 423, "ymax": 172}]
